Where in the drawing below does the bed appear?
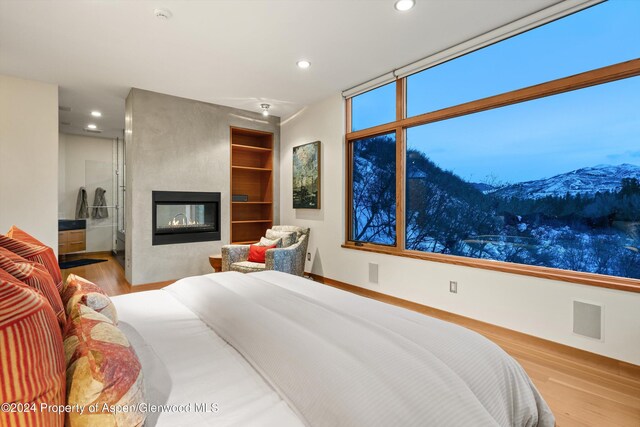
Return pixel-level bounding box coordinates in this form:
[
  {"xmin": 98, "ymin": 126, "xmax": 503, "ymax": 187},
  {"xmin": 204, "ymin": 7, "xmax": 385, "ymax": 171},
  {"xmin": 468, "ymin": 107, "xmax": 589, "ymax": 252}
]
[{"xmin": 113, "ymin": 270, "xmax": 555, "ymax": 427}]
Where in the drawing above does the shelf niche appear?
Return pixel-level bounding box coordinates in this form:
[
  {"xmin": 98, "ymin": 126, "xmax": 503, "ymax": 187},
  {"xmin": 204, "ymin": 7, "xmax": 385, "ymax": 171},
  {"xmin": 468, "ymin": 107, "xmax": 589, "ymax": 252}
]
[{"xmin": 230, "ymin": 127, "xmax": 274, "ymax": 244}]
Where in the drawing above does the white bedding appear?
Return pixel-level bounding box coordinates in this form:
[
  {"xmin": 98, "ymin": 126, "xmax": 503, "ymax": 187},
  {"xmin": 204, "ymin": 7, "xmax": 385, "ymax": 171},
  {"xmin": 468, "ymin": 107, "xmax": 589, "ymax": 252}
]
[
  {"xmin": 114, "ymin": 271, "xmax": 554, "ymax": 427},
  {"xmin": 112, "ymin": 281, "xmax": 304, "ymax": 427}
]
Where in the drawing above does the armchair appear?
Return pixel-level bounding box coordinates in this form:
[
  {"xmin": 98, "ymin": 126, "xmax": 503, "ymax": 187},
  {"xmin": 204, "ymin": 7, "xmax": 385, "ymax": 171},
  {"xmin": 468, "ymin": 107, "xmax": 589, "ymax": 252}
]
[{"xmin": 221, "ymin": 226, "xmax": 310, "ymax": 276}]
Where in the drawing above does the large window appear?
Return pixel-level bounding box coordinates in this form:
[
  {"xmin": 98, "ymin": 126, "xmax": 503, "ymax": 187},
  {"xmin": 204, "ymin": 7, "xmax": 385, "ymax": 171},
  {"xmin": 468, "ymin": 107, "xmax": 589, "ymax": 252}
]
[
  {"xmin": 351, "ymin": 132, "xmax": 397, "ymax": 245},
  {"xmin": 351, "ymin": 82, "xmax": 396, "ymax": 132},
  {"xmin": 407, "ymin": 0, "xmax": 640, "ymax": 117},
  {"xmin": 346, "ymin": 0, "xmax": 640, "ymax": 289}
]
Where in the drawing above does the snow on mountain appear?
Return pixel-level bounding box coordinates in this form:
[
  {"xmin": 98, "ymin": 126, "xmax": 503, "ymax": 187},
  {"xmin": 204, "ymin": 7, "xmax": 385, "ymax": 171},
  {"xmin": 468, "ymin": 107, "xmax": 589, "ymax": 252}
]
[{"xmin": 489, "ymin": 163, "xmax": 640, "ymax": 199}]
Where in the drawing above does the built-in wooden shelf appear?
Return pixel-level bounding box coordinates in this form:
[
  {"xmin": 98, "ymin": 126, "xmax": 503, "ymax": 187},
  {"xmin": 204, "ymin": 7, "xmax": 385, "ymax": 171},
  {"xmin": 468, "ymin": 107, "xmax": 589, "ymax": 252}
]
[
  {"xmin": 232, "ymin": 165, "xmax": 272, "ymax": 172},
  {"xmin": 232, "ymin": 201, "xmax": 272, "ymax": 205},
  {"xmin": 231, "ymin": 144, "xmax": 272, "ymax": 153},
  {"xmin": 230, "ymin": 127, "xmax": 274, "ymax": 244}
]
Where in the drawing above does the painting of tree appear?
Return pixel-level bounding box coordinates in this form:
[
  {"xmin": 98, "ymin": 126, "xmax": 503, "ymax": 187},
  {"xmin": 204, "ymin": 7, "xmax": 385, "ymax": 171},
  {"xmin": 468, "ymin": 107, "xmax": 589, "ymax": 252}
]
[{"xmin": 293, "ymin": 141, "xmax": 320, "ymax": 209}]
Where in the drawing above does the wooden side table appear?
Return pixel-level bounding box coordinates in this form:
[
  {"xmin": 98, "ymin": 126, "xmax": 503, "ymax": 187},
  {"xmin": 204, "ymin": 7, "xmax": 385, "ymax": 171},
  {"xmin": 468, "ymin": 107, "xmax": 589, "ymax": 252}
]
[{"xmin": 209, "ymin": 254, "xmax": 222, "ymax": 272}]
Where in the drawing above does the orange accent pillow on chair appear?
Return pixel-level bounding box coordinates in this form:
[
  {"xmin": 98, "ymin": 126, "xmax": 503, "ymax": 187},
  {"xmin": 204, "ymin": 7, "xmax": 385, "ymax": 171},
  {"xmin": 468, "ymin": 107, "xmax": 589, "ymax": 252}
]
[{"xmin": 248, "ymin": 244, "xmax": 276, "ymax": 263}]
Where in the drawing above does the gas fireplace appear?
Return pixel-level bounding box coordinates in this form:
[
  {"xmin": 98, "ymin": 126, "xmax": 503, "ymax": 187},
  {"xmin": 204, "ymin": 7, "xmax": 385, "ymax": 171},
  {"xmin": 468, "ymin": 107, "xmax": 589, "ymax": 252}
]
[{"xmin": 152, "ymin": 191, "xmax": 221, "ymax": 245}]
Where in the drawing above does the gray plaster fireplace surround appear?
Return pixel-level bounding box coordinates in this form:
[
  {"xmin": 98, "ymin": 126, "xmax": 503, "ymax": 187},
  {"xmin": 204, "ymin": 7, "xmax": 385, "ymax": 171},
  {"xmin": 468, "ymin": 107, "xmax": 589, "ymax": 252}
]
[
  {"xmin": 152, "ymin": 191, "xmax": 221, "ymax": 245},
  {"xmin": 125, "ymin": 88, "xmax": 280, "ymax": 285}
]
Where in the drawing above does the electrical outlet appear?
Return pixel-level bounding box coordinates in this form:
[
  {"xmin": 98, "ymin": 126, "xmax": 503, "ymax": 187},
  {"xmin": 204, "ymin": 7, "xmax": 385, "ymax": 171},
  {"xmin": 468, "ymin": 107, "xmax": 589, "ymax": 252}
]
[
  {"xmin": 449, "ymin": 281, "xmax": 458, "ymax": 293},
  {"xmin": 307, "ymin": 252, "xmax": 311, "ymax": 261}
]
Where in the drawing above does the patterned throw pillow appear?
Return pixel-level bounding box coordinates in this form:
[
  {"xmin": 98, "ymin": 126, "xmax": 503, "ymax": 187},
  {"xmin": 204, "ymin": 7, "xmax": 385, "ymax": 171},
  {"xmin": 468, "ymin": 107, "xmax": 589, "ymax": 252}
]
[
  {"xmin": 0, "ymin": 277, "xmax": 66, "ymax": 427},
  {"xmin": 2, "ymin": 226, "xmax": 63, "ymax": 292},
  {"xmin": 265, "ymin": 229, "xmax": 296, "ymax": 247},
  {"xmin": 62, "ymin": 274, "xmax": 118, "ymax": 324},
  {"xmin": 0, "ymin": 247, "xmax": 66, "ymax": 327},
  {"xmin": 258, "ymin": 236, "xmax": 282, "ymax": 248},
  {"xmin": 64, "ymin": 304, "xmax": 145, "ymax": 427}
]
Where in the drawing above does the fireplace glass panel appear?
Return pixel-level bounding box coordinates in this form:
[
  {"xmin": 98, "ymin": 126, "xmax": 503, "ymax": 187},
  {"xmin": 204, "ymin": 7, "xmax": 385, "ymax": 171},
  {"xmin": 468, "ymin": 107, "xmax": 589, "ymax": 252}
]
[
  {"xmin": 155, "ymin": 203, "xmax": 217, "ymax": 234},
  {"xmin": 152, "ymin": 191, "xmax": 221, "ymax": 245}
]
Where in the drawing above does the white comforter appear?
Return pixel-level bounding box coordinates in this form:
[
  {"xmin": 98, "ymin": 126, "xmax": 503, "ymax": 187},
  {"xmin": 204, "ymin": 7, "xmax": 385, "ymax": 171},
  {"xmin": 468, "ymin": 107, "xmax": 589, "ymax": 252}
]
[{"xmin": 160, "ymin": 271, "xmax": 554, "ymax": 427}]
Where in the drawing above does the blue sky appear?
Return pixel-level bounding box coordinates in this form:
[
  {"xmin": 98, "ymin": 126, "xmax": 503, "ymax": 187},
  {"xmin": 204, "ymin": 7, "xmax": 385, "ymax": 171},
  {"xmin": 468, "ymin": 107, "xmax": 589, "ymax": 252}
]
[{"xmin": 354, "ymin": 0, "xmax": 640, "ymax": 183}]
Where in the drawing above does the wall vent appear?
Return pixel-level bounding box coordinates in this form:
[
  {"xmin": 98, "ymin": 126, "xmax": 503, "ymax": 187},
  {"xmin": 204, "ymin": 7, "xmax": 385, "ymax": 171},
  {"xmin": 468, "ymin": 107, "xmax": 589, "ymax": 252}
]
[
  {"xmin": 368, "ymin": 263, "xmax": 378, "ymax": 284},
  {"xmin": 58, "ymin": 106, "xmax": 71, "ymax": 112},
  {"xmin": 59, "ymin": 121, "xmax": 71, "ymax": 126},
  {"xmin": 84, "ymin": 129, "xmax": 102, "ymax": 134},
  {"xmin": 573, "ymin": 300, "xmax": 603, "ymax": 340}
]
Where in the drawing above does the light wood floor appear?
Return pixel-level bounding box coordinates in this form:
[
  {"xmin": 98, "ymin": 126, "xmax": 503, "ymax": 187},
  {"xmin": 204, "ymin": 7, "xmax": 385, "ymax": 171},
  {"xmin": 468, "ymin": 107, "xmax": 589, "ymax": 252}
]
[{"xmin": 61, "ymin": 254, "xmax": 640, "ymax": 426}]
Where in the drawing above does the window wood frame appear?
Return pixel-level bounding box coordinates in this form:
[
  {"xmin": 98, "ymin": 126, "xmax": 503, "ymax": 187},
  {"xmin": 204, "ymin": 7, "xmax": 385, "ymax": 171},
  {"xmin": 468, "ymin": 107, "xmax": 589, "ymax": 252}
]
[{"xmin": 344, "ymin": 58, "xmax": 640, "ymax": 293}]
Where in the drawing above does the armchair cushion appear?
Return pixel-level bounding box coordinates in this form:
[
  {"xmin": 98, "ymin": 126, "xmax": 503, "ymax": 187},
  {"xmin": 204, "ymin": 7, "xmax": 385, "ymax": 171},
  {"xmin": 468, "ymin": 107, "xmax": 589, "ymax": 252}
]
[
  {"xmin": 265, "ymin": 229, "xmax": 296, "ymax": 247},
  {"xmin": 258, "ymin": 236, "xmax": 282, "ymax": 248},
  {"xmin": 270, "ymin": 225, "xmax": 308, "ymax": 240},
  {"xmin": 231, "ymin": 261, "xmax": 266, "ymax": 273}
]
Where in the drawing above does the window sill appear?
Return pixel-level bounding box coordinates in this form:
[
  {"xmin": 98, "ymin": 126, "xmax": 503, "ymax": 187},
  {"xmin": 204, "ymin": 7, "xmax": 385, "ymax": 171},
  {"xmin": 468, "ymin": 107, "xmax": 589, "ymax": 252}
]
[{"xmin": 341, "ymin": 242, "xmax": 640, "ymax": 294}]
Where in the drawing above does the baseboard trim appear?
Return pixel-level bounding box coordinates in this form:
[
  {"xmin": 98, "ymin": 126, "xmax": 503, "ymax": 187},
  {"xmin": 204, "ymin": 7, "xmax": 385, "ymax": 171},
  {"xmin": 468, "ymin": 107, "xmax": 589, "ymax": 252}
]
[
  {"xmin": 59, "ymin": 250, "xmax": 112, "ymax": 258},
  {"xmin": 307, "ymin": 272, "xmax": 640, "ymax": 381}
]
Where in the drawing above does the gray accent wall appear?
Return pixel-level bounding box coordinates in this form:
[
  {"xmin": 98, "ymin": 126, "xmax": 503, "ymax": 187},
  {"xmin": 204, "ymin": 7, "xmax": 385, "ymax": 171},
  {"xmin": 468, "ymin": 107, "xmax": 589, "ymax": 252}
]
[{"xmin": 125, "ymin": 88, "xmax": 280, "ymax": 285}]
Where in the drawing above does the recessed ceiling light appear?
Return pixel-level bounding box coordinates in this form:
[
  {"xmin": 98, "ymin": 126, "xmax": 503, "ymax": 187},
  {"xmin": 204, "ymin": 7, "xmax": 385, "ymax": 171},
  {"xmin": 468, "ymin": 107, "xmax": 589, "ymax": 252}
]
[
  {"xmin": 260, "ymin": 104, "xmax": 270, "ymax": 117},
  {"xmin": 154, "ymin": 8, "xmax": 173, "ymax": 20},
  {"xmin": 394, "ymin": 0, "xmax": 415, "ymax": 12},
  {"xmin": 91, "ymin": 111, "xmax": 102, "ymax": 117},
  {"xmin": 296, "ymin": 60, "xmax": 311, "ymax": 69},
  {"xmin": 87, "ymin": 124, "xmax": 97, "ymax": 130}
]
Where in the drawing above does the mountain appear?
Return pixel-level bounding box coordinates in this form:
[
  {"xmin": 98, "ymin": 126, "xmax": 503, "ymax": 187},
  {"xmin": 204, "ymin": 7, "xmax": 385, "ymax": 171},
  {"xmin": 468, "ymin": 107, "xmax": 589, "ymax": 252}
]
[
  {"xmin": 489, "ymin": 164, "xmax": 640, "ymax": 199},
  {"xmin": 470, "ymin": 182, "xmax": 496, "ymax": 193}
]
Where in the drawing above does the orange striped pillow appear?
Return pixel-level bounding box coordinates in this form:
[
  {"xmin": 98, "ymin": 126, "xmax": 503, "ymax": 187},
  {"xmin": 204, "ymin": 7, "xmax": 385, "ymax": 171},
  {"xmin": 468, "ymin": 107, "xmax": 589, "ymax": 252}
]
[
  {"xmin": 2, "ymin": 227, "xmax": 62, "ymax": 292},
  {"xmin": 0, "ymin": 278, "xmax": 66, "ymax": 427},
  {"xmin": 0, "ymin": 247, "xmax": 66, "ymax": 327},
  {"xmin": 64, "ymin": 304, "xmax": 146, "ymax": 427},
  {"xmin": 61, "ymin": 274, "xmax": 117, "ymax": 324}
]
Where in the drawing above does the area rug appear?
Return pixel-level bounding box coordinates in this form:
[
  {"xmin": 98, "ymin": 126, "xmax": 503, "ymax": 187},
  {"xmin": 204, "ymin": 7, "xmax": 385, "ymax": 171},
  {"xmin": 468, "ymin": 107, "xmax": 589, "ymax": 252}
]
[{"xmin": 59, "ymin": 258, "xmax": 108, "ymax": 269}]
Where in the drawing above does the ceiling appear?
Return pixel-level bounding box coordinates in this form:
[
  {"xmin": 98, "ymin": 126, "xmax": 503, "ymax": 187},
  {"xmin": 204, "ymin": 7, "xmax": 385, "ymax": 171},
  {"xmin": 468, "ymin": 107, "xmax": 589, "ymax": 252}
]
[{"xmin": 0, "ymin": 0, "xmax": 561, "ymax": 139}]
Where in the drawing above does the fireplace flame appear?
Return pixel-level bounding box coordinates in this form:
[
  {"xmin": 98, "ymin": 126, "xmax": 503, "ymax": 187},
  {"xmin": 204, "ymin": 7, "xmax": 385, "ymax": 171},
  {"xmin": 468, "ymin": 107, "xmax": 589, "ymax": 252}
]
[{"xmin": 168, "ymin": 213, "xmax": 200, "ymax": 227}]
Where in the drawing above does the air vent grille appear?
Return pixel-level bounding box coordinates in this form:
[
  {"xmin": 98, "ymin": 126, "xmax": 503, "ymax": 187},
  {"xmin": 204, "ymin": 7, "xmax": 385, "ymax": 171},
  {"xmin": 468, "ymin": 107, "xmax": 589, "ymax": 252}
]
[
  {"xmin": 85, "ymin": 129, "xmax": 102, "ymax": 134},
  {"xmin": 58, "ymin": 106, "xmax": 71, "ymax": 112},
  {"xmin": 573, "ymin": 300, "xmax": 603, "ymax": 340}
]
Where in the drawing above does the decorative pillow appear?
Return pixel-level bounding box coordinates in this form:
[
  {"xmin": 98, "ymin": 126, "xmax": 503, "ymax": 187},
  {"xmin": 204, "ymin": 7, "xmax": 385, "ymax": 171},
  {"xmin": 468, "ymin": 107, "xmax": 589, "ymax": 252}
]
[
  {"xmin": 64, "ymin": 304, "xmax": 145, "ymax": 427},
  {"xmin": 265, "ymin": 229, "xmax": 296, "ymax": 248},
  {"xmin": 247, "ymin": 244, "xmax": 276, "ymax": 263},
  {"xmin": 62, "ymin": 274, "xmax": 117, "ymax": 324},
  {"xmin": 1, "ymin": 227, "xmax": 62, "ymax": 292},
  {"xmin": 0, "ymin": 247, "xmax": 66, "ymax": 327},
  {"xmin": 6, "ymin": 224, "xmax": 47, "ymax": 246},
  {"xmin": 0, "ymin": 278, "xmax": 66, "ymax": 427},
  {"xmin": 258, "ymin": 236, "xmax": 282, "ymax": 248}
]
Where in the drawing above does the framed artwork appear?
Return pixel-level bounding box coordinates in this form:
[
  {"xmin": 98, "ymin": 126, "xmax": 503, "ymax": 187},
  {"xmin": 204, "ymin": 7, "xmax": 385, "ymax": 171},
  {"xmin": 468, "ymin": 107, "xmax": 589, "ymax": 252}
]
[{"xmin": 293, "ymin": 141, "xmax": 321, "ymax": 209}]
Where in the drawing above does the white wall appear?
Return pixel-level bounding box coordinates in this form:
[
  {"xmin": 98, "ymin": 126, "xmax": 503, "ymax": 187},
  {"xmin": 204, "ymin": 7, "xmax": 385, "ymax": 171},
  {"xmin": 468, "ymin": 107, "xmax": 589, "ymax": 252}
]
[
  {"xmin": 0, "ymin": 74, "xmax": 58, "ymax": 251},
  {"xmin": 280, "ymin": 93, "xmax": 640, "ymax": 365},
  {"xmin": 58, "ymin": 133, "xmax": 114, "ymax": 252}
]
